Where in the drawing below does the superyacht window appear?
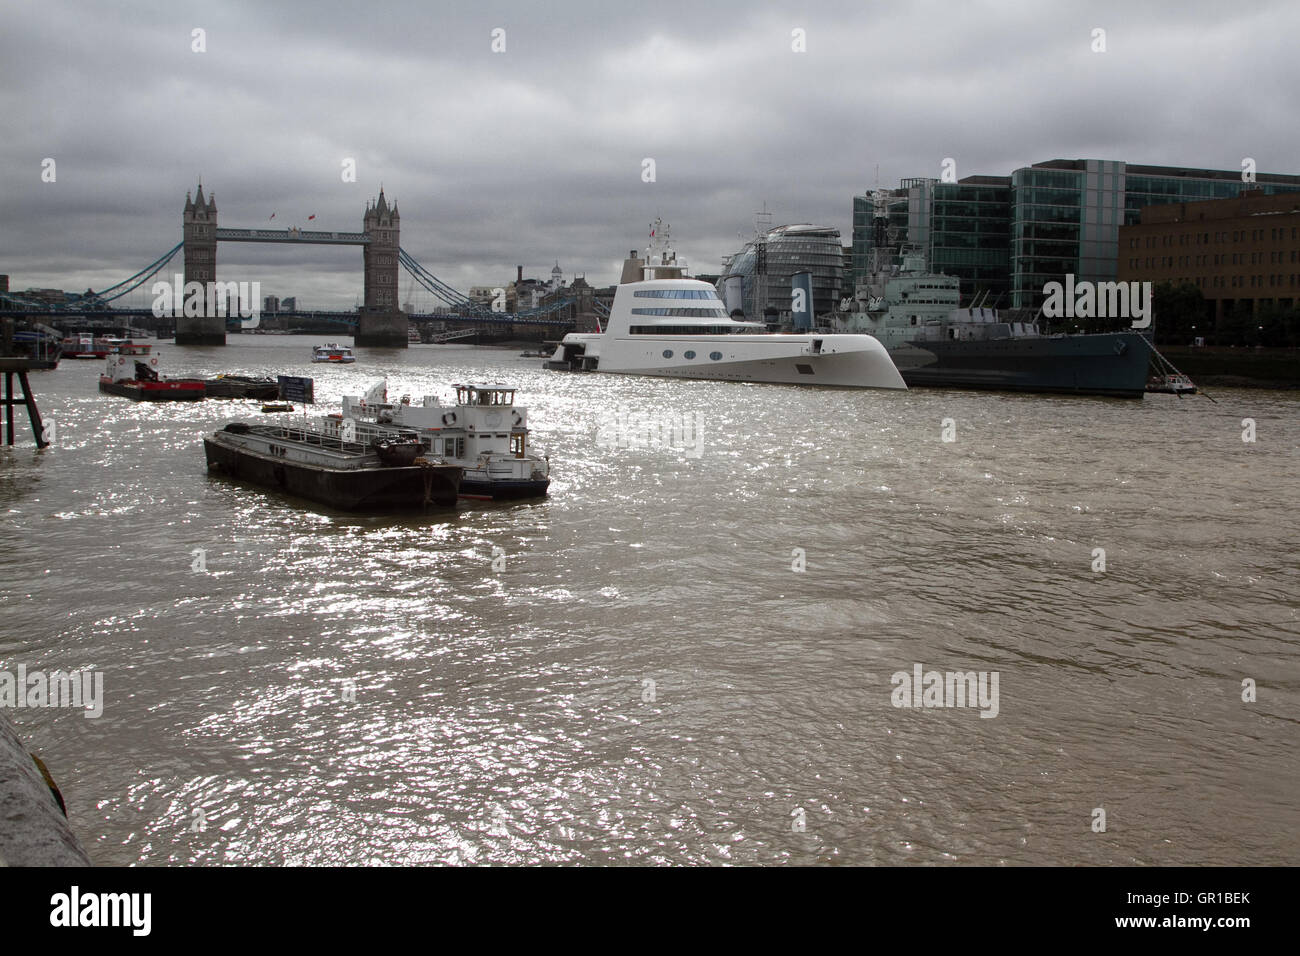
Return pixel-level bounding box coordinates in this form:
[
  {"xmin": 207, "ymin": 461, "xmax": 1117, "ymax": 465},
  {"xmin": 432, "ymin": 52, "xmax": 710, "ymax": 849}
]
[
  {"xmin": 630, "ymin": 308, "xmax": 729, "ymax": 317},
  {"xmin": 633, "ymin": 289, "xmax": 720, "ymax": 299}
]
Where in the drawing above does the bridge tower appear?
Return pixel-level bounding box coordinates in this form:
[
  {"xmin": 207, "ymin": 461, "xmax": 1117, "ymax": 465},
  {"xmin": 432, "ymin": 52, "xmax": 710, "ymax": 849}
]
[
  {"xmin": 357, "ymin": 188, "xmax": 408, "ymax": 347},
  {"xmin": 177, "ymin": 184, "xmax": 225, "ymax": 345}
]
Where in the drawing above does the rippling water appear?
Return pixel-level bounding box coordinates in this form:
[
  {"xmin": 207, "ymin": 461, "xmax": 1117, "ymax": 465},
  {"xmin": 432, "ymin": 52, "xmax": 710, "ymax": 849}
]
[{"xmin": 1, "ymin": 335, "xmax": 1296, "ymax": 865}]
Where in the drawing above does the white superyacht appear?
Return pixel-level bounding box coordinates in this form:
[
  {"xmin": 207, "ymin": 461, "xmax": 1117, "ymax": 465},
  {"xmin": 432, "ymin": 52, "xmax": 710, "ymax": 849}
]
[{"xmin": 548, "ymin": 222, "xmax": 905, "ymax": 389}]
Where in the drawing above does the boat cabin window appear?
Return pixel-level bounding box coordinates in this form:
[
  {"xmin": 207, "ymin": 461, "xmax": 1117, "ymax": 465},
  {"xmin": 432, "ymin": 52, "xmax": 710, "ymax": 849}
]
[
  {"xmin": 444, "ymin": 437, "xmax": 465, "ymax": 458},
  {"xmin": 456, "ymin": 386, "xmax": 515, "ymax": 406},
  {"xmin": 629, "ymin": 325, "xmax": 741, "ymax": 335},
  {"xmin": 510, "ymin": 434, "xmax": 526, "ymax": 458}
]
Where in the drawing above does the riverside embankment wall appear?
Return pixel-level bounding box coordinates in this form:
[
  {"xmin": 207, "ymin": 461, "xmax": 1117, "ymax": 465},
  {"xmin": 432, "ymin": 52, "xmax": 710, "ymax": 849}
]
[{"xmin": 0, "ymin": 713, "xmax": 91, "ymax": 866}]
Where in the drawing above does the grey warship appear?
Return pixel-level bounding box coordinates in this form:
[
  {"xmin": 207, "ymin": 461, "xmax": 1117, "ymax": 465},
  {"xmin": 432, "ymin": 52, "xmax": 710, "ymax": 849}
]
[
  {"xmin": 832, "ymin": 249, "xmax": 1153, "ymax": 398},
  {"xmin": 829, "ymin": 191, "xmax": 1153, "ymax": 398}
]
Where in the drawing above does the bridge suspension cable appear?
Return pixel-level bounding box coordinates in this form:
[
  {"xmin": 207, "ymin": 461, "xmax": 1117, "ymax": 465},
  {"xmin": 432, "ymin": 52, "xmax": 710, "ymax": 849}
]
[
  {"xmin": 90, "ymin": 242, "xmax": 184, "ymax": 302},
  {"xmin": 397, "ymin": 247, "xmax": 576, "ymax": 320},
  {"xmin": 0, "ymin": 242, "xmax": 184, "ymax": 311}
]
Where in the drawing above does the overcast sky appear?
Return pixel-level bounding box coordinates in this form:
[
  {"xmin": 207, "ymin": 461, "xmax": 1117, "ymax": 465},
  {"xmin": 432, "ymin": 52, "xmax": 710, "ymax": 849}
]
[{"xmin": 3, "ymin": 0, "xmax": 1297, "ymax": 310}]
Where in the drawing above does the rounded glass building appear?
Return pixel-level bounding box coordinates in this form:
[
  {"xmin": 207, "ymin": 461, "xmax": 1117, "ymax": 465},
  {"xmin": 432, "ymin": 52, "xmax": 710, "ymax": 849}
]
[{"xmin": 719, "ymin": 224, "xmax": 844, "ymax": 323}]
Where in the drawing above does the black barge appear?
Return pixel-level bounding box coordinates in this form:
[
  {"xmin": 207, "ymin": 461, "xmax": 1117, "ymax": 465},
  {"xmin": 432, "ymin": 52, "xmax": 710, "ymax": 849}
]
[{"xmin": 203, "ymin": 422, "xmax": 462, "ymax": 511}]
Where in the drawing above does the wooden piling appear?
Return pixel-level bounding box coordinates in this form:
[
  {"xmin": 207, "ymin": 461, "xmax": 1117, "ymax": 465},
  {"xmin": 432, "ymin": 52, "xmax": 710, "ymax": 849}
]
[{"xmin": 0, "ymin": 359, "xmax": 49, "ymax": 449}]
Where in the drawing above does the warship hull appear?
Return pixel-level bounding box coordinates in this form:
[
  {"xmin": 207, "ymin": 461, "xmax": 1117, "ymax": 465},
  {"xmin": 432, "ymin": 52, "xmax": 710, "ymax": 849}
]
[{"xmin": 884, "ymin": 331, "xmax": 1152, "ymax": 398}]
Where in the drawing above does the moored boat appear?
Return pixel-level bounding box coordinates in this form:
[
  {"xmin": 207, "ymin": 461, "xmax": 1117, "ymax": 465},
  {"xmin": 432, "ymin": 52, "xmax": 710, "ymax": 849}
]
[
  {"xmin": 330, "ymin": 380, "xmax": 551, "ymax": 499},
  {"xmin": 549, "ymin": 220, "xmax": 905, "ymax": 389},
  {"xmin": 98, "ymin": 351, "xmax": 204, "ymax": 401},
  {"xmin": 10, "ymin": 324, "xmax": 62, "ymax": 369},
  {"xmin": 1147, "ymin": 372, "xmax": 1197, "ymax": 395},
  {"xmin": 203, "ymin": 420, "xmax": 462, "ymax": 510},
  {"xmin": 62, "ymin": 335, "xmax": 151, "ymax": 360}
]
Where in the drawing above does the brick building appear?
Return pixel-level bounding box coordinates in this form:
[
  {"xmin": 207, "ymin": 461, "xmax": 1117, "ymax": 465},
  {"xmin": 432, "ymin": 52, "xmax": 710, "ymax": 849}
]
[{"xmin": 1118, "ymin": 191, "xmax": 1300, "ymax": 324}]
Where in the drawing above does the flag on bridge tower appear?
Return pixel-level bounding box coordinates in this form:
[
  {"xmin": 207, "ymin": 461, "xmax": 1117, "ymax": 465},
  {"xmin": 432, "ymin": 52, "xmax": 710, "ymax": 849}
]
[
  {"xmin": 269, "ymin": 213, "xmax": 276, "ymax": 220},
  {"xmin": 308, "ymin": 214, "xmax": 316, "ymax": 221}
]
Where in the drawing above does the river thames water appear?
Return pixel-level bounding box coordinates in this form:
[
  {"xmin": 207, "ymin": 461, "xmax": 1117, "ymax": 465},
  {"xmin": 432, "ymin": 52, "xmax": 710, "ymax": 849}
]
[{"xmin": 1, "ymin": 335, "xmax": 1296, "ymax": 865}]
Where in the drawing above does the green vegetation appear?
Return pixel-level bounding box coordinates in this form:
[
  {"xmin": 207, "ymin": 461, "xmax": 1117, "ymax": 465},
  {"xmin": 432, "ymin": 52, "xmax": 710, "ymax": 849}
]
[{"xmin": 1152, "ymin": 281, "xmax": 1300, "ymax": 347}]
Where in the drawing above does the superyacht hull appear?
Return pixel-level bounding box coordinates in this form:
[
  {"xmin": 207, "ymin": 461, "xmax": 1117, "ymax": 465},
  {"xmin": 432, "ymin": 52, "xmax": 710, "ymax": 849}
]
[
  {"xmin": 559, "ymin": 335, "xmax": 907, "ymax": 389},
  {"xmin": 884, "ymin": 332, "xmax": 1152, "ymax": 398}
]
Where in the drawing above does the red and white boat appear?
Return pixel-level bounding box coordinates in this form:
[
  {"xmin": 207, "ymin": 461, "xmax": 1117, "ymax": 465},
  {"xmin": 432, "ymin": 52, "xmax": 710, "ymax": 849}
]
[
  {"xmin": 311, "ymin": 343, "xmax": 356, "ymax": 364},
  {"xmin": 63, "ymin": 334, "xmax": 152, "ymax": 359},
  {"xmin": 99, "ymin": 350, "xmax": 204, "ymax": 402}
]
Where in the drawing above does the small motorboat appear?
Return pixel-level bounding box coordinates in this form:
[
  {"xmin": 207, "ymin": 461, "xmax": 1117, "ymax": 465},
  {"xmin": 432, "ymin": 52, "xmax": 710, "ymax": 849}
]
[{"xmin": 1146, "ymin": 372, "xmax": 1197, "ymax": 395}]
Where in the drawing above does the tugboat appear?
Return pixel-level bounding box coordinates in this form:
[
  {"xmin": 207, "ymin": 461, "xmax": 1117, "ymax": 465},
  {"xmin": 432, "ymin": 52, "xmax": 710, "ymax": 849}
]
[
  {"xmin": 549, "ymin": 219, "xmax": 905, "ymax": 389},
  {"xmin": 312, "ymin": 343, "xmax": 356, "ymax": 364},
  {"xmin": 331, "ymin": 380, "xmax": 551, "ymax": 499},
  {"xmin": 203, "ymin": 420, "xmax": 462, "ymax": 511},
  {"xmin": 99, "ymin": 351, "xmax": 205, "ymax": 401}
]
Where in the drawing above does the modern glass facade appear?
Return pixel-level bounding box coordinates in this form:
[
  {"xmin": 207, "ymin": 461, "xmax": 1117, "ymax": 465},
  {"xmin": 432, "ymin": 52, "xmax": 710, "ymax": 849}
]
[
  {"xmin": 1009, "ymin": 159, "xmax": 1300, "ymax": 309},
  {"xmin": 720, "ymin": 224, "xmax": 844, "ymax": 320},
  {"xmin": 855, "ymin": 160, "xmax": 1300, "ymax": 313},
  {"xmin": 850, "ymin": 179, "xmax": 1009, "ymax": 306},
  {"xmin": 912, "ymin": 177, "xmax": 1012, "ymax": 306}
]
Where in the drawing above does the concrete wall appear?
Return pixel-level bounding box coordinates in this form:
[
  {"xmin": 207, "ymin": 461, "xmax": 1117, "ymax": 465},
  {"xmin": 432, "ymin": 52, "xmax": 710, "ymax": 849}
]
[{"xmin": 0, "ymin": 714, "xmax": 91, "ymax": 866}]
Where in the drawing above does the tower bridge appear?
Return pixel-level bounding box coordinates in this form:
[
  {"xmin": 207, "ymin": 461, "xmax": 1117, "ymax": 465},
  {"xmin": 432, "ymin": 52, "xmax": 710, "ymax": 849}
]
[
  {"xmin": 0, "ymin": 184, "xmax": 585, "ymax": 344},
  {"xmin": 180, "ymin": 183, "xmax": 404, "ymax": 346}
]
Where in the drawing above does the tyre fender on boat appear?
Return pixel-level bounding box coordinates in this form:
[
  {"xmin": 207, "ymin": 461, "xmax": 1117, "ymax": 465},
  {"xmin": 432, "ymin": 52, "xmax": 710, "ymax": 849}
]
[
  {"xmin": 512, "ymin": 411, "xmax": 522, "ymax": 427},
  {"xmin": 442, "ymin": 412, "xmax": 457, "ymax": 426}
]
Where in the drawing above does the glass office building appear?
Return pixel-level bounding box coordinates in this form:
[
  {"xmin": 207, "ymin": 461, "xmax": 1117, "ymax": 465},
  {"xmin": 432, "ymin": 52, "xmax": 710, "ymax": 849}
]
[
  {"xmin": 1011, "ymin": 160, "xmax": 1300, "ymax": 309},
  {"xmin": 856, "ymin": 159, "xmax": 1300, "ymax": 312},
  {"xmin": 851, "ymin": 178, "xmax": 1010, "ymax": 306},
  {"xmin": 720, "ymin": 224, "xmax": 844, "ymax": 321}
]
